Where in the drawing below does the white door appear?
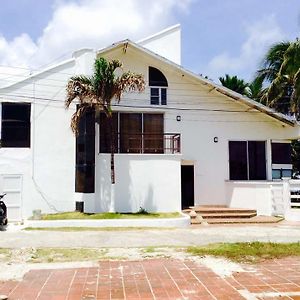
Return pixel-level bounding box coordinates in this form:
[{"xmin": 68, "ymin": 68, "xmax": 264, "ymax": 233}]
[{"xmin": 0, "ymin": 174, "xmax": 23, "ymax": 222}]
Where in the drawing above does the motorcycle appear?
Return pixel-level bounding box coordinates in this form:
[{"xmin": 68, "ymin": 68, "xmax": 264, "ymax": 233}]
[{"xmin": 0, "ymin": 194, "xmax": 7, "ymax": 226}]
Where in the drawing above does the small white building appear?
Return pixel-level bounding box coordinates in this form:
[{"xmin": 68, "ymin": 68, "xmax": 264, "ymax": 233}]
[{"xmin": 0, "ymin": 25, "xmax": 300, "ymax": 221}]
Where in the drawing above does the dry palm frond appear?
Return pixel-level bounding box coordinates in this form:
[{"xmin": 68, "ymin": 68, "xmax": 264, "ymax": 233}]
[
  {"xmin": 70, "ymin": 105, "xmax": 88, "ymax": 135},
  {"xmin": 115, "ymin": 72, "xmax": 145, "ymax": 101}
]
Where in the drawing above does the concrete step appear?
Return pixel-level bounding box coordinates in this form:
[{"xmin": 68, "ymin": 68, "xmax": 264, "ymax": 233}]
[
  {"xmin": 204, "ymin": 216, "xmax": 283, "ymax": 224},
  {"xmin": 199, "ymin": 212, "xmax": 257, "ymax": 219},
  {"xmin": 190, "ymin": 206, "xmax": 257, "ymax": 215}
]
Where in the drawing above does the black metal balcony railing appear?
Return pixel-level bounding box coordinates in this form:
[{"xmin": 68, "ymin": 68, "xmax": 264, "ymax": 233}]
[{"xmin": 100, "ymin": 133, "xmax": 181, "ymax": 154}]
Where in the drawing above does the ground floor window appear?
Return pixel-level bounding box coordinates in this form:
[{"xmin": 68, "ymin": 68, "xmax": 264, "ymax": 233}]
[
  {"xmin": 271, "ymin": 141, "xmax": 292, "ymax": 179},
  {"xmin": 229, "ymin": 141, "xmax": 266, "ymax": 180}
]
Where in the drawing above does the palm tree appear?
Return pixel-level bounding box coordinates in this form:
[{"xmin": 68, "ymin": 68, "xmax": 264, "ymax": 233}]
[
  {"xmin": 244, "ymin": 76, "xmax": 264, "ymax": 102},
  {"xmin": 219, "ymin": 74, "xmax": 249, "ymax": 95},
  {"xmin": 255, "ymin": 40, "xmax": 300, "ymax": 176},
  {"xmin": 255, "ymin": 40, "xmax": 300, "ymax": 116},
  {"xmin": 65, "ymin": 57, "xmax": 145, "ymax": 186},
  {"xmin": 256, "ymin": 41, "xmax": 291, "ymax": 84}
]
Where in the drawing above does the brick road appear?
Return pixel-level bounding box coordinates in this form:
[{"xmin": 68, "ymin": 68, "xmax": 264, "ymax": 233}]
[{"xmin": 1, "ymin": 257, "xmax": 300, "ymax": 300}]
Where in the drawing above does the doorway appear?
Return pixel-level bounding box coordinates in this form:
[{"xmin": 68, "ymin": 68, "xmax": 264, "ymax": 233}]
[{"xmin": 181, "ymin": 165, "xmax": 194, "ymax": 209}]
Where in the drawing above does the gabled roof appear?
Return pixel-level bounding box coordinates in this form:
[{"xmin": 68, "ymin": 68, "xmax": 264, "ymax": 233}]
[{"xmin": 97, "ymin": 39, "xmax": 296, "ymax": 127}]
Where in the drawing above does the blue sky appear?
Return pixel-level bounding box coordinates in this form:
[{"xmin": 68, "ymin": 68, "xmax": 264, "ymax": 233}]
[{"xmin": 0, "ymin": 0, "xmax": 299, "ymax": 83}]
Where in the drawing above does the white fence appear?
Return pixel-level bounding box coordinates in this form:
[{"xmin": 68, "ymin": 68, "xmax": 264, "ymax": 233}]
[{"xmin": 272, "ymin": 179, "xmax": 300, "ymax": 221}]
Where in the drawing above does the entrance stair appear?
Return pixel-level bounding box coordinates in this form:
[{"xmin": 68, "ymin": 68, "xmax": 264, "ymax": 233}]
[{"xmin": 184, "ymin": 206, "xmax": 283, "ymax": 224}]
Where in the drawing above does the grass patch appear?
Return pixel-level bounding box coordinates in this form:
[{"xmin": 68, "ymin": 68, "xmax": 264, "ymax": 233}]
[
  {"xmin": 31, "ymin": 248, "xmax": 109, "ymax": 263},
  {"xmin": 187, "ymin": 242, "xmax": 300, "ymax": 262},
  {"xmin": 142, "ymin": 246, "xmax": 157, "ymax": 253},
  {"xmin": 35, "ymin": 211, "xmax": 181, "ymax": 220},
  {"xmin": 24, "ymin": 227, "xmax": 175, "ymax": 232},
  {"xmin": 0, "ymin": 248, "xmax": 10, "ymax": 259}
]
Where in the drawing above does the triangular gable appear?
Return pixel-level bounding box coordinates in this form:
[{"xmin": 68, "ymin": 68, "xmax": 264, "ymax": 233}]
[{"xmin": 97, "ymin": 40, "xmax": 296, "ymax": 127}]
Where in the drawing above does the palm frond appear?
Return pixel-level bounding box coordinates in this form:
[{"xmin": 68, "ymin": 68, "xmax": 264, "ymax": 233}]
[
  {"xmin": 70, "ymin": 105, "xmax": 88, "ymax": 135},
  {"xmin": 219, "ymin": 74, "xmax": 248, "ymax": 94},
  {"xmin": 115, "ymin": 72, "xmax": 145, "ymax": 101},
  {"xmin": 65, "ymin": 76, "xmax": 93, "ymax": 108},
  {"xmin": 265, "ymin": 76, "xmax": 287, "ymax": 107},
  {"xmin": 291, "ymin": 68, "xmax": 300, "ymax": 114}
]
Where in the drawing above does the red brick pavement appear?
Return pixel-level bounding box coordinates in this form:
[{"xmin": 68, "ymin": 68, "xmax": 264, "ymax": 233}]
[{"xmin": 1, "ymin": 257, "xmax": 300, "ymax": 299}]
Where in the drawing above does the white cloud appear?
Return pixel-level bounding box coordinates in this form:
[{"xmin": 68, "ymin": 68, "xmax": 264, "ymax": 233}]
[
  {"xmin": 207, "ymin": 15, "xmax": 285, "ymax": 81},
  {"xmin": 0, "ymin": 0, "xmax": 192, "ymax": 73}
]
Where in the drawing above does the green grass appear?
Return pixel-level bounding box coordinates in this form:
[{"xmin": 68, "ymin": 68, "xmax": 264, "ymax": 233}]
[
  {"xmin": 187, "ymin": 242, "xmax": 300, "ymax": 262},
  {"xmin": 24, "ymin": 227, "xmax": 175, "ymax": 231},
  {"xmin": 2, "ymin": 243, "xmax": 300, "ymax": 264},
  {"xmin": 35, "ymin": 211, "xmax": 181, "ymax": 220},
  {"xmin": 0, "ymin": 248, "xmax": 10, "ymax": 256},
  {"xmin": 142, "ymin": 246, "xmax": 156, "ymax": 253},
  {"xmin": 31, "ymin": 248, "xmax": 108, "ymax": 263}
]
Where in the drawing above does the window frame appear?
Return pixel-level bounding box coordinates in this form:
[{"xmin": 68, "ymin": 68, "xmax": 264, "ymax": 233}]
[
  {"xmin": 228, "ymin": 140, "xmax": 267, "ymax": 181},
  {"xmin": 149, "ymin": 66, "xmax": 168, "ymax": 106},
  {"xmin": 99, "ymin": 112, "xmax": 164, "ymax": 154},
  {"xmin": 150, "ymin": 87, "xmax": 167, "ymax": 105},
  {"xmin": 271, "ymin": 141, "xmax": 292, "ymax": 180},
  {"xmin": 0, "ymin": 102, "xmax": 31, "ymax": 148}
]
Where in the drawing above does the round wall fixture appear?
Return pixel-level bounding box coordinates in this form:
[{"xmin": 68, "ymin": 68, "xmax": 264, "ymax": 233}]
[{"xmin": 214, "ymin": 137, "xmax": 218, "ymax": 143}]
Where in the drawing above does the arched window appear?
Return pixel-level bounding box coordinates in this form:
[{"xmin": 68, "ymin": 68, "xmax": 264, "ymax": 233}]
[{"xmin": 149, "ymin": 67, "xmax": 168, "ymax": 105}]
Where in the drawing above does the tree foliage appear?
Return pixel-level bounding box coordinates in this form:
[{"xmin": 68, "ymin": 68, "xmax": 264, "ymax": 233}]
[
  {"xmin": 65, "ymin": 57, "xmax": 145, "ymax": 183},
  {"xmin": 255, "ymin": 40, "xmax": 300, "ymax": 116},
  {"xmin": 219, "ymin": 74, "xmax": 249, "ymax": 95}
]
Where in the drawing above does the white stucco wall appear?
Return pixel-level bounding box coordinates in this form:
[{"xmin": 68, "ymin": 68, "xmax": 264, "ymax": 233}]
[
  {"xmin": 0, "ymin": 60, "xmax": 77, "ymax": 219},
  {"xmin": 138, "ymin": 24, "xmax": 181, "ymax": 64},
  {"xmin": 90, "ymin": 154, "xmax": 181, "ymax": 213},
  {"xmin": 225, "ymin": 181, "xmax": 274, "ymax": 215}
]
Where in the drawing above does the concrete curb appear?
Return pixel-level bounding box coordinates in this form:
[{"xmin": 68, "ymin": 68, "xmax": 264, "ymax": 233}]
[{"xmin": 24, "ymin": 213, "xmax": 190, "ymax": 228}]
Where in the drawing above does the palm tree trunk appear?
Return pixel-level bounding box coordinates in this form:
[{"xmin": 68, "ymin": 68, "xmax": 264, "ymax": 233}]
[{"xmin": 109, "ymin": 117, "xmax": 116, "ymax": 184}]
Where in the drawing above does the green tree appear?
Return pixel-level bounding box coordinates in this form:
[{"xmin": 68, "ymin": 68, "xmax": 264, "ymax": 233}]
[
  {"xmin": 255, "ymin": 40, "xmax": 300, "ymax": 176},
  {"xmin": 65, "ymin": 57, "xmax": 145, "ymax": 186},
  {"xmin": 244, "ymin": 77, "xmax": 264, "ymax": 101},
  {"xmin": 219, "ymin": 74, "xmax": 249, "ymax": 94},
  {"xmin": 256, "ymin": 40, "xmax": 300, "ymax": 116}
]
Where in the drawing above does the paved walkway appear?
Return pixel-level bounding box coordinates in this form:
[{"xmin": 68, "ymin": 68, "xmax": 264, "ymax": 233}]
[
  {"xmin": 1, "ymin": 257, "xmax": 300, "ymax": 300},
  {"xmin": 1, "ymin": 222, "xmax": 300, "ymax": 248}
]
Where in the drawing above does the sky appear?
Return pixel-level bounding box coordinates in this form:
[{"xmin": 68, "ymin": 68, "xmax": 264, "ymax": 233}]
[{"xmin": 0, "ymin": 0, "xmax": 299, "ymax": 85}]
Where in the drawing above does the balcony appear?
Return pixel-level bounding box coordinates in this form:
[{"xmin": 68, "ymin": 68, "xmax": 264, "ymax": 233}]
[{"xmin": 100, "ymin": 133, "xmax": 181, "ymax": 154}]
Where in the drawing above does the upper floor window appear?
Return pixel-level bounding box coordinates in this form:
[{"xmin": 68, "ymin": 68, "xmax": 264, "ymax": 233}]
[
  {"xmin": 149, "ymin": 67, "xmax": 168, "ymax": 105},
  {"xmin": 99, "ymin": 112, "xmax": 164, "ymax": 154},
  {"xmin": 1, "ymin": 102, "xmax": 31, "ymax": 148}
]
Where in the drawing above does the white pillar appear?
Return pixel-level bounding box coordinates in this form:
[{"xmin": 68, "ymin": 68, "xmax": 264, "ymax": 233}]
[
  {"xmin": 282, "ymin": 178, "xmax": 291, "ymax": 218},
  {"xmin": 266, "ymin": 139, "xmax": 272, "ymax": 180}
]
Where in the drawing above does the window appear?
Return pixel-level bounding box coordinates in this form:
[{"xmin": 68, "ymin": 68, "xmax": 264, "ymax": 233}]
[
  {"xmin": 120, "ymin": 113, "xmax": 142, "ymax": 153},
  {"xmin": 75, "ymin": 107, "xmax": 95, "ymax": 193},
  {"xmin": 271, "ymin": 142, "xmax": 292, "ymax": 179},
  {"xmin": 271, "ymin": 143, "xmax": 291, "ymax": 164},
  {"xmin": 1, "ymin": 102, "xmax": 31, "ymax": 148},
  {"xmin": 229, "ymin": 141, "xmax": 266, "ymax": 180},
  {"xmin": 149, "ymin": 67, "xmax": 168, "ymax": 105},
  {"xmin": 143, "ymin": 114, "xmax": 163, "ymax": 153},
  {"xmin": 99, "ymin": 112, "xmax": 118, "ymax": 153},
  {"xmin": 99, "ymin": 112, "xmax": 164, "ymax": 153}
]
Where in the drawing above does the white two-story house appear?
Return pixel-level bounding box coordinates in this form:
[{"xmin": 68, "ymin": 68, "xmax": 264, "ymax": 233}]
[{"xmin": 0, "ymin": 24, "xmax": 300, "ymax": 221}]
